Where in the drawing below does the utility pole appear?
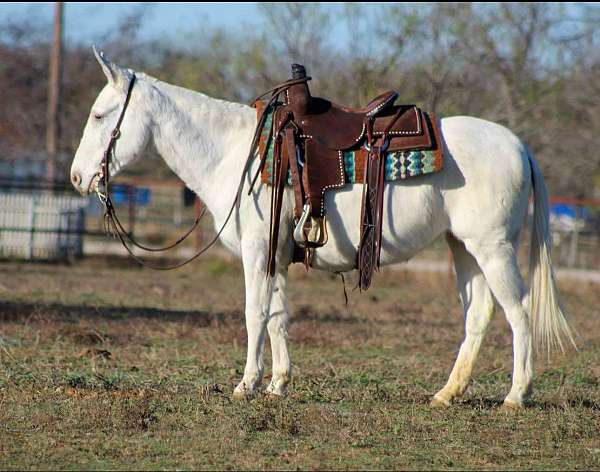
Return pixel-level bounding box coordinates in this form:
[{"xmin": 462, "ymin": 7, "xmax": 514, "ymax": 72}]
[{"xmin": 46, "ymin": 2, "xmax": 63, "ymax": 187}]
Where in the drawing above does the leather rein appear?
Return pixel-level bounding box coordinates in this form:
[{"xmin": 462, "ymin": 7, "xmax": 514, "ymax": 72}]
[{"xmin": 95, "ymin": 73, "xmax": 308, "ymax": 271}]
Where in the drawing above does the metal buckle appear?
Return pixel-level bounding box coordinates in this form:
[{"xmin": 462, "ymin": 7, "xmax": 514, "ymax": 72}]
[
  {"xmin": 296, "ymin": 144, "xmax": 305, "ymax": 168},
  {"xmin": 96, "ymin": 188, "xmax": 108, "ymax": 209},
  {"xmin": 95, "ymin": 173, "xmax": 108, "ymax": 208},
  {"xmin": 364, "ymin": 138, "xmax": 390, "ymax": 153}
]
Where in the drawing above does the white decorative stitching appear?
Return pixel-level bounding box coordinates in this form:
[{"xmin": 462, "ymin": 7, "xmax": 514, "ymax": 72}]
[
  {"xmin": 353, "ymin": 124, "xmax": 366, "ymax": 144},
  {"xmin": 319, "ymin": 149, "xmax": 345, "ymax": 216},
  {"xmin": 374, "ymin": 106, "xmax": 422, "ymax": 136},
  {"xmin": 365, "ymin": 91, "xmax": 398, "ymax": 117}
]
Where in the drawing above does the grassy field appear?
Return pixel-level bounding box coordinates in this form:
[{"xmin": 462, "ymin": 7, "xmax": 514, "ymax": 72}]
[{"xmin": 0, "ymin": 255, "xmax": 599, "ymax": 470}]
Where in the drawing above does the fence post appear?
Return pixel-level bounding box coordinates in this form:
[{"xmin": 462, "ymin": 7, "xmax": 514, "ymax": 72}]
[
  {"xmin": 447, "ymin": 248, "xmax": 454, "ymax": 290},
  {"xmin": 195, "ymin": 197, "xmax": 203, "ymax": 250},
  {"xmin": 174, "ymin": 184, "xmax": 183, "ymax": 226},
  {"xmin": 27, "ymin": 196, "xmax": 36, "ymax": 260},
  {"xmin": 128, "ymin": 185, "xmax": 136, "ymax": 236},
  {"xmin": 567, "ymin": 206, "xmax": 580, "ymax": 268}
]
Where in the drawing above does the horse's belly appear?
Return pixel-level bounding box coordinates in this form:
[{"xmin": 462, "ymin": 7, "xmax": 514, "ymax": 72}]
[{"xmin": 310, "ymin": 180, "xmax": 448, "ymax": 272}]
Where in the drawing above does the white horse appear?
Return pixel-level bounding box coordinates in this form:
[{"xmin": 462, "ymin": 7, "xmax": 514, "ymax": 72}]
[{"xmin": 70, "ymin": 50, "xmax": 574, "ymax": 409}]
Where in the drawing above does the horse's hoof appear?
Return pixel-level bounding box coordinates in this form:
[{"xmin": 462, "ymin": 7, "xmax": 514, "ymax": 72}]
[
  {"xmin": 265, "ymin": 381, "xmax": 288, "ymax": 398},
  {"xmin": 232, "ymin": 389, "xmax": 254, "ymax": 401},
  {"xmin": 501, "ymin": 399, "xmax": 524, "ymax": 411},
  {"xmin": 430, "ymin": 396, "xmax": 451, "ymax": 408},
  {"xmin": 264, "ymin": 391, "xmax": 285, "ymax": 402}
]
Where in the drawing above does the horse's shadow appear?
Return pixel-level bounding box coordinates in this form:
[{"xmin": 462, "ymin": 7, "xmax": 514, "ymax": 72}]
[
  {"xmin": 459, "ymin": 396, "xmax": 600, "ymax": 411},
  {"xmin": 0, "ymin": 300, "xmax": 364, "ymax": 326},
  {"xmin": 0, "ymin": 300, "xmax": 240, "ymax": 327}
]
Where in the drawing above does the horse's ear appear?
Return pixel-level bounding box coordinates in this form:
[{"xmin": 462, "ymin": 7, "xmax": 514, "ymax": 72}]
[{"xmin": 92, "ymin": 45, "xmax": 132, "ymax": 93}]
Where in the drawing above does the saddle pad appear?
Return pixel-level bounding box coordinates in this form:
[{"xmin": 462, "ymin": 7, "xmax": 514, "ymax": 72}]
[
  {"xmin": 343, "ymin": 148, "xmax": 443, "ymax": 183},
  {"xmin": 255, "ymin": 102, "xmax": 443, "ymax": 186}
]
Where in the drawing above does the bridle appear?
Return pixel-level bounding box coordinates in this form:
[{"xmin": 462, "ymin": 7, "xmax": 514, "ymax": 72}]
[
  {"xmin": 95, "ymin": 72, "xmax": 308, "ymax": 271},
  {"xmin": 96, "ymin": 73, "xmax": 215, "ymax": 270}
]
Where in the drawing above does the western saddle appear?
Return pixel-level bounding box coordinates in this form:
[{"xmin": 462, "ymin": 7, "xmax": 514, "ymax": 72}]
[{"xmin": 248, "ymin": 64, "xmax": 442, "ymax": 290}]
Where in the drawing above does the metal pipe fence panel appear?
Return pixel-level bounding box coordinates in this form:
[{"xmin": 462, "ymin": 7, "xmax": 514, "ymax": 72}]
[
  {"xmin": 0, "ymin": 192, "xmax": 87, "ymax": 260},
  {"xmin": 0, "ymin": 179, "xmax": 599, "ymax": 271}
]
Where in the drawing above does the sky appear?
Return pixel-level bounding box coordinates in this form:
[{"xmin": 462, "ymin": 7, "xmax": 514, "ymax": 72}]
[{"xmin": 0, "ymin": 2, "xmax": 348, "ymax": 45}]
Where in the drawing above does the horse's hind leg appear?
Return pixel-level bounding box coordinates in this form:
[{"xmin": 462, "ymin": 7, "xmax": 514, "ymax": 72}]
[
  {"xmin": 432, "ymin": 234, "xmax": 495, "ymax": 407},
  {"xmin": 265, "ymin": 269, "xmax": 292, "ymax": 396},
  {"xmin": 465, "ymin": 238, "xmax": 533, "ymax": 408}
]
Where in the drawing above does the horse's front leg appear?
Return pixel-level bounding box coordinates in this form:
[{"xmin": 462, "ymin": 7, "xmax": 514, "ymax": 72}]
[
  {"xmin": 233, "ymin": 236, "xmax": 271, "ymax": 399},
  {"xmin": 265, "ymin": 268, "xmax": 291, "ymax": 396}
]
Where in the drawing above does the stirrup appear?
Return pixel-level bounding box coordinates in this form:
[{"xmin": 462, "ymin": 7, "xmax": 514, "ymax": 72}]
[{"xmin": 293, "ymin": 204, "xmax": 328, "ymax": 247}]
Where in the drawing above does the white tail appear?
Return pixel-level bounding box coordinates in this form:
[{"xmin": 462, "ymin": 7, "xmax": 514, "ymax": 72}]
[{"xmin": 527, "ymin": 149, "xmax": 577, "ymax": 354}]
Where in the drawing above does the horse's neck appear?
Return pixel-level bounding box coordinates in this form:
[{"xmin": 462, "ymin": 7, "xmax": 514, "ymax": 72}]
[{"xmin": 148, "ymin": 80, "xmax": 256, "ymax": 226}]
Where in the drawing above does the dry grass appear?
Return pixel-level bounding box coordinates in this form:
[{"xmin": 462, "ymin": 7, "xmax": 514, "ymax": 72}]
[{"xmin": 0, "ymin": 255, "xmax": 599, "ymax": 470}]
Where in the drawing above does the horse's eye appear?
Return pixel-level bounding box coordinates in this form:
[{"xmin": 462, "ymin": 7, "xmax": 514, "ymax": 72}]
[{"xmin": 93, "ymin": 113, "xmax": 103, "ymax": 120}]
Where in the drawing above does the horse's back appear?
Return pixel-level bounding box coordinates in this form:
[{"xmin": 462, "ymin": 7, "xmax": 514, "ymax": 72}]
[{"xmin": 439, "ymin": 116, "xmax": 532, "ymax": 242}]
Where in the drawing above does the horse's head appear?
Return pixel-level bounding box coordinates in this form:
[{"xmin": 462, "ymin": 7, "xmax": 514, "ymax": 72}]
[{"xmin": 70, "ymin": 47, "xmax": 152, "ymax": 195}]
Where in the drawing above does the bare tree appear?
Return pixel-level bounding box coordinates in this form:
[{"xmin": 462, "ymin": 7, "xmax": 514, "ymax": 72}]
[
  {"xmin": 2, "ymin": 2, "xmax": 600, "ymax": 197},
  {"xmin": 258, "ymin": 3, "xmax": 330, "ymax": 68}
]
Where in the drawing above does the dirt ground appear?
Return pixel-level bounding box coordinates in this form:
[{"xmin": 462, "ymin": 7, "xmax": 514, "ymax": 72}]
[{"xmin": 0, "ymin": 255, "xmax": 599, "ymax": 470}]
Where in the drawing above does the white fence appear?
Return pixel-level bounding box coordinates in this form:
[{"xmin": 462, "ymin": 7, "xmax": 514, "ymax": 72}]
[{"xmin": 0, "ymin": 192, "xmax": 87, "ymax": 260}]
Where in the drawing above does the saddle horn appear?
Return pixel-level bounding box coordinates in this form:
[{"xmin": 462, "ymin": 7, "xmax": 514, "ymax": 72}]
[{"xmin": 288, "ymin": 64, "xmax": 311, "ymax": 118}]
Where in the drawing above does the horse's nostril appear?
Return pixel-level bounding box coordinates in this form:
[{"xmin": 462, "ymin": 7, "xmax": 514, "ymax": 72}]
[{"xmin": 71, "ymin": 172, "xmax": 82, "ymax": 188}]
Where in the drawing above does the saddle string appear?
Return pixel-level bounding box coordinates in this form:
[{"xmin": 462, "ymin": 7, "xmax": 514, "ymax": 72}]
[
  {"xmin": 250, "ymin": 76, "xmax": 312, "ymax": 108},
  {"xmin": 246, "ymin": 78, "xmax": 310, "ymax": 196},
  {"xmin": 246, "ymin": 79, "xmax": 314, "ymax": 277},
  {"xmin": 339, "ymin": 272, "xmax": 349, "ymax": 307},
  {"xmin": 267, "ymin": 123, "xmax": 291, "ymax": 277},
  {"xmin": 246, "ymin": 100, "xmax": 279, "ymax": 195}
]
